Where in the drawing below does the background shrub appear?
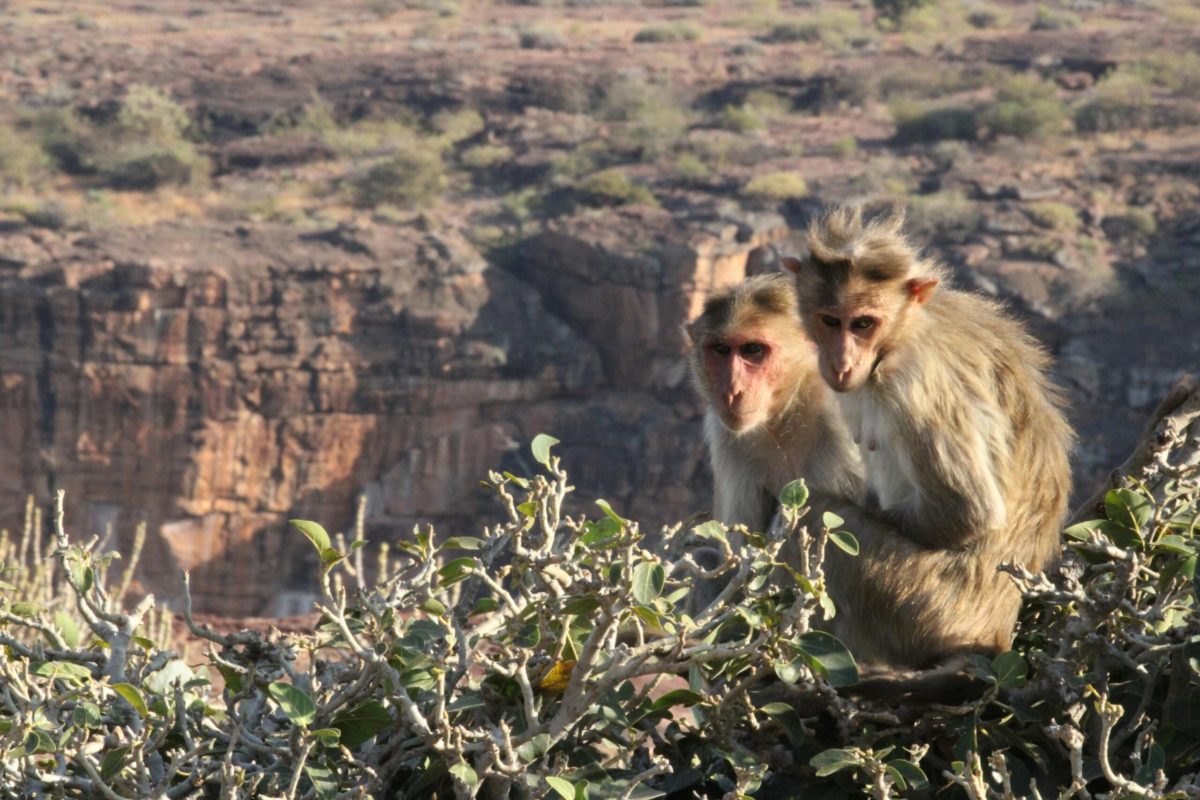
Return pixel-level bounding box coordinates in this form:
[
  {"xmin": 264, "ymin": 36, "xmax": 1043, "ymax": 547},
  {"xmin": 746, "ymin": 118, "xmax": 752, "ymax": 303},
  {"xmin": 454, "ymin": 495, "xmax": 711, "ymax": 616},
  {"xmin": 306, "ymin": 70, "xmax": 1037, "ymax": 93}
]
[
  {"xmin": 979, "ymin": 74, "xmax": 1067, "ymax": 139},
  {"xmin": 741, "ymin": 170, "xmax": 808, "ymax": 201}
]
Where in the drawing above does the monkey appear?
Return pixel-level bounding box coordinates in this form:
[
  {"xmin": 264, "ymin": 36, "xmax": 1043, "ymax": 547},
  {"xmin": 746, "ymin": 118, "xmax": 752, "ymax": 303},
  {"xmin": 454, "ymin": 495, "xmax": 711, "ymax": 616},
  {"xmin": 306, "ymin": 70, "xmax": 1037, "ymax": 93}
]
[
  {"xmin": 685, "ymin": 272, "xmax": 863, "ymax": 535},
  {"xmin": 778, "ymin": 206, "xmax": 1074, "ymax": 675}
]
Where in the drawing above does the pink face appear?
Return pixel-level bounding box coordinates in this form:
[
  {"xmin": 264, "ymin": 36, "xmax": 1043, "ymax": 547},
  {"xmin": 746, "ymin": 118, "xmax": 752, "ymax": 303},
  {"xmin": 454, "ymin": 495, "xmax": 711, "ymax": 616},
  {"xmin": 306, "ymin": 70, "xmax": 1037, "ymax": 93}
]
[
  {"xmin": 805, "ymin": 277, "xmax": 938, "ymax": 392},
  {"xmin": 810, "ymin": 305, "xmax": 885, "ymax": 393},
  {"xmin": 702, "ymin": 329, "xmax": 781, "ymax": 432}
]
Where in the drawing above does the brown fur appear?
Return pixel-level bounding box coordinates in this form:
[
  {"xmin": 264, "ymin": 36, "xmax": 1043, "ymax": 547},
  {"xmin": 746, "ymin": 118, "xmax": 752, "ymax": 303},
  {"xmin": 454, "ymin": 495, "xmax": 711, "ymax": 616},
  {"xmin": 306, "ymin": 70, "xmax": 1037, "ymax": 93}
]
[
  {"xmin": 784, "ymin": 207, "xmax": 1074, "ymax": 670},
  {"xmin": 686, "ymin": 273, "xmax": 862, "ymax": 533}
]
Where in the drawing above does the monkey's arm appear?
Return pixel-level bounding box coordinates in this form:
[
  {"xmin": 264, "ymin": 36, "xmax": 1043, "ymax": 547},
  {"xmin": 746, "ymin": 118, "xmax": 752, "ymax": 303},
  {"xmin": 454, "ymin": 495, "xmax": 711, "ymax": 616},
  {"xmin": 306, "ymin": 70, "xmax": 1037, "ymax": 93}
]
[
  {"xmin": 890, "ymin": 401, "xmax": 1007, "ymax": 551},
  {"xmin": 712, "ymin": 467, "xmax": 775, "ymax": 533}
]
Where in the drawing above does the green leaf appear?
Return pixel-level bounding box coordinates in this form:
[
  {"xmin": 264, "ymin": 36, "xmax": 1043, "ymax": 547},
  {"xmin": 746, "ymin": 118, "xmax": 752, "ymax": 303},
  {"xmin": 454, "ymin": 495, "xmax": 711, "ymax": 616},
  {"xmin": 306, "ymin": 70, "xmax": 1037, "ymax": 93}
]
[
  {"xmin": 1105, "ymin": 488, "xmax": 1153, "ymax": 533},
  {"xmin": 438, "ymin": 557, "xmax": 478, "ymax": 586},
  {"xmin": 632, "ymin": 604, "xmax": 662, "ymax": 629},
  {"xmin": 332, "ymin": 700, "xmax": 391, "ymax": 749},
  {"xmin": 502, "ymin": 471, "xmax": 530, "ymax": 489},
  {"xmin": 760, "ymin": 702, "xmax": 806, "ymax": 747},
  {"xmin": 1063, "ymin": 519, "xmax": 1104, "ymax": 541},
  {"xmin": 290, "ymin": 519, "xmax": 332, "ymax": 553},
  {"xmin": 595, "ymin": 498, "xmax": 627, "ymax": 526},
  {"xmin": 112, "ymin": 683, "xmax": 149, "ymax": 717},
  {"xmin": 305, "ymin": 763, "xmax": 338, "ymax": 800},
  {"xmin": 795, "ymin": 631, "xmax": 859, "ymax": 688},
  {"xmin": 546, "ymin": 777, "xmax": 575, "ymax": 800},
  {"xmin": 822, "ymin": 511, "xmax": 844, "ymax": 529},
  {"xmin": 69, "ymin": 562, "xmax": 94, "ymax": 593},
  {"xmin": 779, "ymin": 479, "xmax": 809, "ymax": 509},
  {"xmin": 811, "ymin": 748, "xmax": 860, "ymax": 777},
  {"xmin": 828, "ymin": 530, "xmax": 859, "ymax": 556},
  {"xmin": 440, "ymin": 536, "xmax": 485, "ymax": 551},
  {"xmin": 631, "ymin": 562, "xmax": 665, "ymax": 604},
  {"xmin": 517, "ymin": 500, "xmax": 539, "ymax": 518},
  {"xmin": 449, "ymin": 760, "xmax": 479, "ymax": 790},
  {"xmin": 1099, "ymin": 519, "xmax": 1144, "ymax": 549},
  {"xmin": 691, "ymin": 519, "xmax": 727, "ymax": 544},
  {"xmin": 216, "ymin": 664, "xmax": 243, "ymax": 693},
  {"xmin": 268, "ymin": 682, "xmax": 316, "ymax": 727},
  {"xmin": 26, "ymin": 728, "xmax": 56, "ymax": 754},
  {"xmin": 774, "ymin": 658, "xmax": 807, "ymax": 685},
  {"xmin": 72, "ymin": 701, "xmax": 103, "ymax": 729},
  {"xmin": 531, "ymin": 434, "xmax": 560, "ymax": 467},
  {"xmin": 992, "ymin": 650, "xmax": 1028, "ymax": 688},
  {"xmin": 471, "ymin": 597, "xmax": 500, "ymax": 615},
  {"xmin": 319, "ymin": 547, "xmax": 344, "ymax": 568},
  {"xmin": 100, "ymin": 745, "xmax": 130, "ymax": 780},
  {"xmin": 54, "ymin": 612, "xmax": 81, "ymax": 648},
  {"xmin": 563, "ymin": 595, "xmax": 601, "ymax": 615},
  {"xmin": 33, "ymin": 660, "xmax": 92, "ymax": 682},
  {"xmin": 310, "ymin": 728, "xmax": 341, "ymax": 745},
  {"xmin": 651, "ymin": 689, "xmax": 703, "ymax": 711},
  {"xmin": 1155, "ymin": 534, "xmax": 1196, "ymax": 555},
  {"xmin": 580, "ymin": 518, "xmax": 622, "ymax": 549},
  {"xmin": 421, "ymin": 597, "xmax": 447, "ymax": 616},
  {"xmin": 517, "ymin": 732, "xmax": 552, "ymax": 763},
  {"xmin": 887, "ymin": 759, "xmax": 929, "ymax": 792}
]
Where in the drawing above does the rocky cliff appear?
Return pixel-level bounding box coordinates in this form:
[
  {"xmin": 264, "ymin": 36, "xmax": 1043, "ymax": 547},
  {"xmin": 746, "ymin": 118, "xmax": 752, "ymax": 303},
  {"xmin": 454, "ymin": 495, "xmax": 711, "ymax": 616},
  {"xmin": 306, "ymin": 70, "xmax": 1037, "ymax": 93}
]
[{"xmin": 0, "ymin": 207, "xmax": 784, "ymax": 614}]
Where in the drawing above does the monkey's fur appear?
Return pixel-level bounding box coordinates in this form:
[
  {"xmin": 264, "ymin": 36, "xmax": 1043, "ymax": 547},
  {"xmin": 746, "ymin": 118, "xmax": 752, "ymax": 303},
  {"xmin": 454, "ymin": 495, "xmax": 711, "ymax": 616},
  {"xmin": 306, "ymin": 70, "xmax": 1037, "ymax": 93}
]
[
  {"xmin": 686, "ymin": 273, "xmax": 862, "ymax": 533},
  {"xmin": 783, "ymin": 207, "xmax": 1074, "ymax": 672}
]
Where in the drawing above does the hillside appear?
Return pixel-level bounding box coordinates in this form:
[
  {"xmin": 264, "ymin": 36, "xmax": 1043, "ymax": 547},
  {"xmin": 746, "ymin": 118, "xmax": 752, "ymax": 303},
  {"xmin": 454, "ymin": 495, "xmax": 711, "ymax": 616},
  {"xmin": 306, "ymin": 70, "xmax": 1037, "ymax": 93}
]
[{"xmin": 0, "ymin": 0, "xmax": 1197, "ymax": 614}]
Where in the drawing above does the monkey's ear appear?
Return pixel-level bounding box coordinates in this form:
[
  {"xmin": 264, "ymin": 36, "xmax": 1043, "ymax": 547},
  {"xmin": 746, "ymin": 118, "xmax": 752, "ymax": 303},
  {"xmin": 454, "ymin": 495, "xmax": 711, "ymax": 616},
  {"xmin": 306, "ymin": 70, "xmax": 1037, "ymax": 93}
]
[
  {"xmin": 779, "ymin": 255, "xmax": 805, "ymax": 274},
  {"xmin": 907, "ymin": 277, "xmax": 939, "ymax": 305}
]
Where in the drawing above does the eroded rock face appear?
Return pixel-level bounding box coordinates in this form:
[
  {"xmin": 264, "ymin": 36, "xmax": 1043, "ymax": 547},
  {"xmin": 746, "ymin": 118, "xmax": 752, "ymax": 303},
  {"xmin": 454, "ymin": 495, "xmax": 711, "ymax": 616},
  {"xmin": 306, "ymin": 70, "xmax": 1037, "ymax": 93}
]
[{"xmin": 0, "ymin": 208, "xmax": 784, "ymax": 615}]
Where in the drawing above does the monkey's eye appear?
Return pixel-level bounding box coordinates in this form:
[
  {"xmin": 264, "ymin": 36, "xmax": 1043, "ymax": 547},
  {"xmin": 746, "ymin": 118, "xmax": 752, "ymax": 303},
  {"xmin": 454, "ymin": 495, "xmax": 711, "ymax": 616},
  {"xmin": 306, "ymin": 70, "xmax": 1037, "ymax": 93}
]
[
  {"xmin": 820, "ymin": 315, "xmax": 841, "ymax": 328},
  {"xmin": 850, "ymin": 317, "xmax": 876, "ymax": 331},
  {"xmin": 740, "ymin": 342, "xmax": 766, "ymax": 357},
  {"xmin": 710, "ymin": 343, "xmax": 732, "ymax": 355}
]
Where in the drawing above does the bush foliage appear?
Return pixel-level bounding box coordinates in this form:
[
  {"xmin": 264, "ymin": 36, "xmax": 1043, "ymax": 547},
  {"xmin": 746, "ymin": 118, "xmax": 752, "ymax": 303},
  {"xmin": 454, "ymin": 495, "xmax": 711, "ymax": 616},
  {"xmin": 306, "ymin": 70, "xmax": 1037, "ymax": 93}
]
[{"xmin": 1, "ymin": 425, "xmax": 1199, "ymax": 798}]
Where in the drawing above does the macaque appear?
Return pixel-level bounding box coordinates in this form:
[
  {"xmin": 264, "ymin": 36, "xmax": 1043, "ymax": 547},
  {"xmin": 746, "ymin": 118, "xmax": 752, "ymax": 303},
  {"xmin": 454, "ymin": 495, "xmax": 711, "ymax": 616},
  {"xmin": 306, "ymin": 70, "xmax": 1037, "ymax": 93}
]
[
  {"xmin": 686, "ymin": 272, "xmax": 862, "ymax": 534},
  {"xmin": 781, "ymin": 207, "xmax": 1074, "ymax": 672}
]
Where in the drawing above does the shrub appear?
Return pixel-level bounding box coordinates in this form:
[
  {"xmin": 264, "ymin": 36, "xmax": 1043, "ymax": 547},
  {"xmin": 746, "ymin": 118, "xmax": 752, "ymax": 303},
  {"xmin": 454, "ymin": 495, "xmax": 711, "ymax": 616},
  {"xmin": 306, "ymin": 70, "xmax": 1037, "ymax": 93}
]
[
  {"xmin": 518, "ymin": 23, "xmax": 568, "ymax": 49},
  {"xmin": 891, "ymin": 100, "xmax": 978, "ymax": 144},
  {"xmin": 618, "ymin": 104, "xmax": 693, "ymax": 160},
  {"xmin": 832, "ymin": 135, "xmax": 859, "ymax": 158},
  {"xmin": 116, "ymin": 85, "xmax": 190, "ymax": 140},
  {"xmin": 460, "ymin": 143, "xmax": 514, "ymax": 169},
  {"xmin": 99, "ymin": 141, "xmax": 209, "ymax": 190},
  {"xmin": 577, "ymin": 168, "xmax": 656, "ymax": 206},
  {"xmin": 673, "ymin": 152, "xmax": 711, "ymax": 183},
  {"xmin": 1025, "ymin": 200, "xmax": 1080, "ymax": 232},
  {"xmin": 431, "ymin": 108, "xmax": 485, "ymax": 143},
  {"xmin": 759, "ymin": 9, "xmax": 867, "ymax": 49},
  {"xmin": 1031, "ymin": 4, "xmax": 1080, "ymax": 30},
  {"xmin": 1075, "ymin": 69, "xmax": 1156, "ymax": 132},
  {"xmin": 979, "ymin": 74, "xmax": 1067, "ymax": 140},
  {"xmin": 718, "ymin": 103, "xmax": 767, "ymax": 133},
  {"xmin": 905, "ymin": 188, "xmax": 981, "ymax": 241},
  {"xmin": 741, "ymin": 170, "xmax": 808, "ymax": 200},
  {"xmin": 1136, "ymin": 51, "xmax": 1200, "ymax": 99},
  {"xmin": 352, "ymin": 146, "xmax": 447, "ymax": 207},
  {"xmin": 1103, "ymin": 207, "xmax": 1158, "ymax": 241},
  {"xmin": 872, "ymin": 0, "xmax": 935, "ymax": 26},
  {"xmin": 0, "ymin": 123, "xmax": 50, "ymax": 188},
  {"xmin": 929, "ymin": 139, "xmax": 970, "ymax": 170},
  {"xmin": 1, "ymin": 421, "xmax": 1198, "ymax": 798},
  {"xmin": 632, "ymin": 22, "xmax": 700, "ymax": 43}
]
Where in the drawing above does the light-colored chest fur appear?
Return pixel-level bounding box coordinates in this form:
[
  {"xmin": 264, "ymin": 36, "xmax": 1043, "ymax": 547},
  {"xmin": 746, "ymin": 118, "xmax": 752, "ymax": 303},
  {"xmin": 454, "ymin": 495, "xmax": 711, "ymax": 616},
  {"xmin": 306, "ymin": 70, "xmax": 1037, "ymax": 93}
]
[{"xmin": 837, "ymin": 391, "xmax": 918, "ymax": 511}]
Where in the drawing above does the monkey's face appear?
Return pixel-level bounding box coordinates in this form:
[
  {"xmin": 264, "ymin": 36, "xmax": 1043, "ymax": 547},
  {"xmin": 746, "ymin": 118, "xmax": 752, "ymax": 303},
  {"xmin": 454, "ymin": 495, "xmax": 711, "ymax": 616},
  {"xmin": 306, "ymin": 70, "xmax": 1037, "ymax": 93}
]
[
  {"xmin": 809, "ymin": 277, "xmax": 938, "ymax": 393},
  {"xmin": 700, "ymin": 329, "xmax": 782, "ymax": 433},
  {"xmin": 810, "ymin": 303, "xmax": 886, "ymax": 393}
]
